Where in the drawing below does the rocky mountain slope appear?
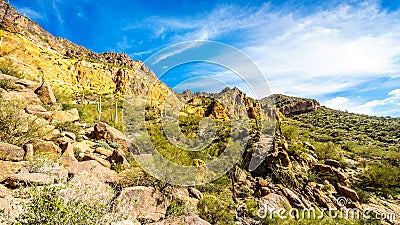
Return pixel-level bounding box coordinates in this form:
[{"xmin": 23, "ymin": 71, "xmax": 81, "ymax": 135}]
[{"xmin": 0, "ymin": 1, "xmax": 399, "ymax": 224}]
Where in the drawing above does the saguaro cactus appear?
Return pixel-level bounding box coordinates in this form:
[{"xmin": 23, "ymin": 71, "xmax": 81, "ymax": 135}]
[{"xmin": 97, "ymin": 95, "xmax": 102, "ymax": 121}]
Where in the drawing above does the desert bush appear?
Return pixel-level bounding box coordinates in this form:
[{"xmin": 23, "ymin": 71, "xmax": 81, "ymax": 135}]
[
  {"xmin": 197, "ymin": 194, "xmax": 235, "ymax": 225},
  {"xmin": 109, "ymin": 141, "xmax": 121, "ymax": 149},
  {"xmin": 282, "ymin": 124, "xmax": 299, "ymax": 141},
  {"xmin": 0, "ymin": 59, "xmax": 24, "ymax": 78},
  {"xmin": 166, "ymin": 199, "xmax": 192, "ymax": 217},
  {"xmin": 0, "ymin": 79, "xmax": 21, "ymax": 91},
  {"xmin": 54, "ymin": 121, "xmax": 82, "ymax": 137},
  {"xmin": 0, "ymin": 99, "xmax": 49, "ymax": 146},
  {"xmin": 313, "ymin": 142, "xmax": 341, "ymax": 161},
  {"xmin": 357, "ymin": 161, "xmax": 400, "ymax": 195},
  {"xmin": 17, "ymin": 186, "xmax": 109, "ymax": 225},
  {"xmin": 26, "ymin": 154, "xmax": 58, "ymax": 173},
  {"xmin": 95, "ymin": 140, "xmax": 111, "ymax": 150}
]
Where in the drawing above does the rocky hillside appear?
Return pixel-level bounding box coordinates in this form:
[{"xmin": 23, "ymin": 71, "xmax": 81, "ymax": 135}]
[
  {"xmin": 0, "ymin": 0, "xmax": 172, "ymax": 100},
  {"xmin": 0, "ymin": 1, "xmax": 399, "ymax": 225}
]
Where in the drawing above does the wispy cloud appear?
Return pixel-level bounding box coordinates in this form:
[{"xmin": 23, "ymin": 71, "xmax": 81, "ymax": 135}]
[
  {"xmin": 137, "ymin": 1, "xmax": 400, "ymax": 116},
  {"xmin": 323, "ymin": 89, "xmax": 400, "ymax": 116},
  {"xmin": 19, "ymin": 7, "xmax": 44, "ymax": 20}
]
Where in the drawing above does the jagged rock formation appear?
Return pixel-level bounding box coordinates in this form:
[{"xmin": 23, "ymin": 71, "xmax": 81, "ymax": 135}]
[
  {"xmin": 272, "ymin": 94, "xmax": 320, "ymax": 115},
  {"xmin": 0, "ymin": 0, "xmax": 169, "ymax": 99}
]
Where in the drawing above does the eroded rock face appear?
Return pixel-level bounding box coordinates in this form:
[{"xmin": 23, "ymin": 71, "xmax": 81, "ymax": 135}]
[
  {"xmin": 34, "ymin": 82, "xmax": 56, "ymax": 104},
  {"xmin": 337, "ymin": 183, "xmax": 359, "ymax": 202},
  {"xmin": 280, "ymin": 99, "xmax": 320, "ymax": 115},
  {"xmin": 0, "ymin": 142, "xmax": 25, "ymax": 161},
  {"xmin": 117, "ymin": 186, "xmax": 169, "ymax": 222}
]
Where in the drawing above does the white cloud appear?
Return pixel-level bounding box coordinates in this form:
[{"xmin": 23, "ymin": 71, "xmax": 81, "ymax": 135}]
[
  {"xmin": 136, "ymin": 1, "xmax": 400, "ymax": 116},
  {"xmin": 19, "ymin": 7, "xmax": 44, "ymax": 20},
  {"xmin": 323, "ymin": 89, "xmax": 400, "ymax": 116},
  {"xmin": 138, "ymin": 2, "xmax": 400, "ymax": 96}
]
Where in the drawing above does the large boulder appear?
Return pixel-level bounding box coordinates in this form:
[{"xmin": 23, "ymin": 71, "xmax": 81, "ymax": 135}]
[
  {"xmin": 32, "ymin": 140, "xmax": 62, "ymax": 156},
  {"xmin": 280, "ymin": 187, "xmax": 305, "ymax": 209},
  {"xmin": 117, "ymin": 186, "xmax": 169, "ymax": 221},
  {"xmin": 58, "ymin": 142, "xmax": 78, "ymax": 167},
  {"xmin": 259, "ymin": 193, "xmax": 291, "ymax": 213},
  {"xmin": 52, "ymin": 108, "xmax": 80, "ymax": 123},
  {"xmin": 0, "ymin": 196, "xmax": 26, "ymax": 223},
  {"xmin": 188, "ymin": 187, "xmax": 203, "ymax": 200},
  {"xmin": 94, "ymin": 122, "xmax": 127, "ymax": 150},
  {"xmin": 34, "ymin": 82, "xmax": 56, "ymax": 104},
  {"xmin": 0, "ymin": 161, "xmax": 27, "ymax": 182},
  {"xmin": 25, "ymin": 104, "xmax": 52, "ymax": 120},
  {"xmin": 106, "ymin": 150, "xmax": 129, "ymax": 168},
  {"xmin": 337, "ymin": 183, "xmax": 359, "ymax": 202},
  {"xmin": 73, "ymin": 140, "xmax": 96, "ymax": 155},
  {"xmin": 325, "ymin": 159, "xmax": 341, "ymax": 168},
  {"xmin": 2, "ymin": 89, "xmax": 42, "ymax": 104},
  {"xmin": 66, "ymin": 171, "xmax": 114, "ymax": 203},
  {"xmin": 151, "ymin": 213, "xmax": 211, "ymax": 225},
  {"xmin": 83, "ymin": 153, "xmax": 111, "ymax": 169},
  {"xmin": 6, "ymin": 170, "xmax": 53, "ymax": 187},
  {"xmin": 0, "ymin": 142, "xmax": 25, "ymax": 161},
  {"xmin": 314, "ymin": 164, "xmax": 347, "ymax": 182},
  {"xmin": 66, "ymin": 160, "xmax": 118, "ymax": 183}
]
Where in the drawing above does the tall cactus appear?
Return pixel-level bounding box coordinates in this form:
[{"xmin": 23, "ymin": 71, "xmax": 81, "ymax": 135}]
[
  {"xmin": 115, "ymin": 102, "xmax": 118, "ymax": 124},
  {"xmin": 97, "ymin": 95, "xmax": 102, "ymax": 121}
]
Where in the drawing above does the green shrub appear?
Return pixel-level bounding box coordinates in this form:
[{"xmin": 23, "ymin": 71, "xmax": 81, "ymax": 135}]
[
  {"xmin": 357, "ymin": 161, "xmax": 400, "ymax": 195},
  {"xmin": 244, "ymin": 198, "xmax": 259, "ymax": 218},
  {"xmin": 166, "ymin": 199, "xmax": 192, "ymax": 217},
  {"xmin": 95, "ymin": 140, "xmax": 111, "ymax": 150},
  {"xmin": 313, "ymin": 142, "xmax": 341, "ymax": 161},
  {"xmin": 54, "ymin": 121, "xmax": 82, "ymax": 137},
  {"xmin": 109, "ymin": 141, "xmax": 121, "ymax": 149},
  {"xmin": 26, "ymin": 154, "xmax": 58, "ymax": 173},
  {"xmin": 197, "ymin": 194, "xmax": 235, "ymax": 225},
  {"xmin": 0, "ymin": 79, "xmax": 21, "ymax": 91},
  {"xmin": 0, "ymin": 99, "xmax": 49, "ymax": 146},
  {"xmin": 16, "ymin": 185, "xmax": 110, "ymax": 224},
  {"xmin": 281, "ymin": 124, "xmax": 299, "ymax": 141},
  {"xmin": 0, "ymin": 59, "xmax": 24, "ymax": 78},
  {"xmin": 237, "ymin": 186, "xmax": 253, "ymax": 198}
]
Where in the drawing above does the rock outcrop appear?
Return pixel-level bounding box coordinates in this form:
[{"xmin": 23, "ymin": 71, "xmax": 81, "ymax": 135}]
[
  {"xmin": 34, "ymin": 82, "xmax": 56, "ymax": 104},
  {"xmin": 117, "ymin": 186, "xmax": 169, "ymax": 221},
  {"xmin": 0, "ymin": 142, "xmax": 25, "ymax": 161},
  {"xmin": 94, "ymin": 122, "xmax": 127, "ymax": 150}
]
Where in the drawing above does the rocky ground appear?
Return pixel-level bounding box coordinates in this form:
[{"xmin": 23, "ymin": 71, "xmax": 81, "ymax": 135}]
[{"xmin": 1, "ymin": 74, "xmax": 398, "ymax": 224}]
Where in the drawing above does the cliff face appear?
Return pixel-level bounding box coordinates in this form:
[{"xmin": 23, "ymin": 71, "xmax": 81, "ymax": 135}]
[
  {"xmin": 270, "ymin": 94, "xmax": 320, "ymax": 116},
  {"xmin": 0, "ymin": 0, "xmax": 169, "ymax": 99}
]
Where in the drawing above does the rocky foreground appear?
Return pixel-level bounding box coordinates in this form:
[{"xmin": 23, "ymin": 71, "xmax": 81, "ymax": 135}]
[{"xmin": 1, "ymin": 74, "xmax": 398, "ymax": 225}]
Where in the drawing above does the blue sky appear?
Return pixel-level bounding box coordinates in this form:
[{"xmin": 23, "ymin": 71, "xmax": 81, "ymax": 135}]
[{"xmin": 11, "ymin": 0, "xmax": 400, "ymax": 117}]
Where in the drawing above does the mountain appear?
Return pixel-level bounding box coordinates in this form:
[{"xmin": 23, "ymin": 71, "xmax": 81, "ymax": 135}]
[{"xmin": 0, "ymin": 1, "xmax": 399, "ymax": 224}]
